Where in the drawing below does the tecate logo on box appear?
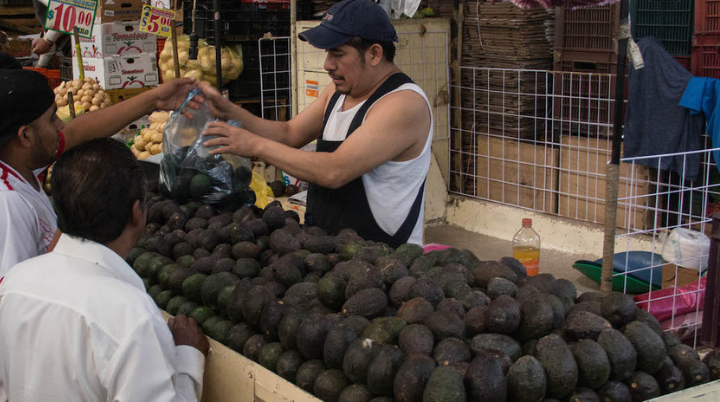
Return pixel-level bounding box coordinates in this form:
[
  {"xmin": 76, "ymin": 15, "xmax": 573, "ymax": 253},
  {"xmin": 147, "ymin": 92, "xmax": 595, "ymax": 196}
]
[{"xmin": 71, "ymin": 21, "xmax": 157, "ymax": 58}]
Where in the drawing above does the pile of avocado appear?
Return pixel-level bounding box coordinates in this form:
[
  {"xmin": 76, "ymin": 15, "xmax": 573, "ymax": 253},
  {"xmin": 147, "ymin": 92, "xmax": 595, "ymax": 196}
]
[{"xmin": 128, "ymin": 190, "xmax": 719, "ymax": 402}]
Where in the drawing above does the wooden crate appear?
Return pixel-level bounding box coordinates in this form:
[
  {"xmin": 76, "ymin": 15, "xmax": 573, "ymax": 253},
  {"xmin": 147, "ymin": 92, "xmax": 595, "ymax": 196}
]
[
  {"xmin": 467, "ymin": 135, "xmax": 558, "ymax": 213},
  {"xmin": 558, "ymin": 136, "xmax": 655, "ymax": 230}
]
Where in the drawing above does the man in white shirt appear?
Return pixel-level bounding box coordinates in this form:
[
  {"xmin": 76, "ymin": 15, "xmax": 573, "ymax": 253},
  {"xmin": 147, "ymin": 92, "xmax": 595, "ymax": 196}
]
[
  {"xmin": 0, "ymin": 62, "xmax": 199, "ymax": 276},
  {"xmin": 0, "ymin": 138, "xmax": 209, "ymax": 401}
]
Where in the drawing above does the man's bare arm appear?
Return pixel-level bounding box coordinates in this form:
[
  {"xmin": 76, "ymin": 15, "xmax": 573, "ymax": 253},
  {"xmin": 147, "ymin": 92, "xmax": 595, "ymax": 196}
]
[{"xmin": 202, "ymin": 90, "xmax": 431, "ymax": 189}]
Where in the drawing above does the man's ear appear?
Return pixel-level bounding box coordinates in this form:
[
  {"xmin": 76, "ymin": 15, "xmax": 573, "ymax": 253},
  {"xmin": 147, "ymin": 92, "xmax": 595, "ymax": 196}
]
[
  {"xmin": 16, "ymin": 125, "xmax": 33, "ymax": 147},
  {"xmin": 130, "ymin": 199, "xmax": 146, "ymax": 229},
  {"xmin": 369, "ymin": 43, "xmax": 384, "ymax": 66}
]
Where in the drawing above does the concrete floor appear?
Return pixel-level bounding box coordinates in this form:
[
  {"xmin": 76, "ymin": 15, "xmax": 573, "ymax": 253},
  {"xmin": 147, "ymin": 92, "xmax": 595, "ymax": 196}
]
[{"xmin": 425, "ymin": 224, "xmax": 601, "ymax": 293}]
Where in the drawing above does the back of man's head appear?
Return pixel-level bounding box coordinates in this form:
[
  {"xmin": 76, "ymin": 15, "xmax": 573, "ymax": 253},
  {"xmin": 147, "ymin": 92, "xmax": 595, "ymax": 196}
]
[{"xmin": 52, "ymin": 138, "xmax": 147, "ymax": 244}]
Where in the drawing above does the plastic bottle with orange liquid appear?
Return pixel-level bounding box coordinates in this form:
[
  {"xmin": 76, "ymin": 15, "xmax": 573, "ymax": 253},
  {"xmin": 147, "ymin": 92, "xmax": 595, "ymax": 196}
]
[{"xmin": 512, "ymin": 218, "xmax": 541, "ymax": 276}]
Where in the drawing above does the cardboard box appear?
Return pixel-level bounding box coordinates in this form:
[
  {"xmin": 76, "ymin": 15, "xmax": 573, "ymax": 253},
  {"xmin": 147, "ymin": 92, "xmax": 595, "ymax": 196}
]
[
  {"xmin": 471, "ymin": 135, "xmax": 558, "ymax": 213},
  {"xmin": 71, "ymin": 21, "xmax": 157, "ymax": 58},
  {"xmin": 150, "ymin": 0, "xmax": 173, "ymax": 9},
  {"xmin": 7, "ymin": 38, "xmax": 32, "ymax": 58},
  {"xmin": 73, "ymin": 53, "xmax": 159, "ymax": 89},
  {"xmin": 96, "ymin": 0, "xmax": 147, "ymax": 23},
  {"xmin": 105, "ymin": 86, "xmax": 152, "ymax": 103},
  {"xmin": 662, "ymin": 263, "xmax": 702, "ymax": 289},
  {"xmin": 558, "ymin": 137, "xmax": 655, "ymax": 230}
]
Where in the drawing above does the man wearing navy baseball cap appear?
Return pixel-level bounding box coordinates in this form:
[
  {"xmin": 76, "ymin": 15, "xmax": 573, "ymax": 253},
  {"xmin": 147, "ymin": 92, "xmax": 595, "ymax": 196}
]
[{"xmin": 200, "ymin": 0, "xmax": 433, "ymax": 247}]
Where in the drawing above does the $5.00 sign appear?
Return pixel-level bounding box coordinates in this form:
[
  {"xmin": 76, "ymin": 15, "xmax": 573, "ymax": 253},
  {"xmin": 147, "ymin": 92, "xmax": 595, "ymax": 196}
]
[
  {"xmin": 139, "ymin": 5, "xmax": 174, "ymax": 38},
  {"xmin": 44, "ymin": 0, "xmax": 97, "ymax": 39}
]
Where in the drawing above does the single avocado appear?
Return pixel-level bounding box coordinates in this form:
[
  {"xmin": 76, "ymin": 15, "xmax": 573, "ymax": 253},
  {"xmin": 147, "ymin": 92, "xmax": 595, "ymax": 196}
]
[
  {"xmin": 182, "ymin": 273, "xmax": 208, "ymax": 303},
  {"xmin": 353, "ymin": 245, "xmax": 392, "ymax": 265},
  {"xmin": 342, "ymin": 288, "xmax": 388, "ymax": 319},
  {"xmin": 534, "ymin": 334, "xmax": 578, "ymax": 399},
  {"xmin": 398, "ymin": 324, "xmax": 434, "ymax": 356},
  {"xmin": 166, "ymin": 267, "xmax": 195, "ymax": 295},
  {"xmin": 269, "ymin": 229, "xmax": 302, "ymax": 255},
  {"xmin": 242, "ymin": 219, "xmax": 269, "ymax": 238},
  {"xmin": 623, "ymin": 321, "xmax": 666, "ymax": 374},
  {"xmin": 487, "ymin": 277, "xmax": 518, "ymax": 299},
  {"xmin": 514, "ymin": 299, "xmax": 555, "ymax": 342},
  {"xmin": 226, "ymin": 279, "xmax": 253, "ymax": 324},
  {"xmin": 217, "ymin": 285, "xmax": 235, "ymax": 315},
  {"xmin": 338, "ymin": 384, "xmax": 372, "ymax": 402},
  {"xmin": 342, "ymin": 337, "xmax": 379, "ymax": 384},
  {"xmin": 211, "ymin": 257, "xmax": 234, "ymax": 273},
  {"xmin": 194, "ymin": 204, "xmax": 216, "ymax": 220},
  {"xmin": 166, "ymin": 295, "xmax": 189, "ymax": 316},
  {"xmin": 632, "ymin": 308, "xmax": 663, "ymax": 336},
  {"xmin": 285, "ymin": 184, "xmax": 299, "ymax": 196},
  {"xmin": 515, "ymin": 284, "xmax": 542, "ymax": 303},
  {"xmin": 677, "ymin": 358, "xmax": 711, "ymax": 387},
  {"xmin": 276, "ymin": 349, "xmax": 304, "ymax": 383},
  {"xmin": 296, "ymin": 359, "xmax": 326, "ymax": 393},
  {"xmin": 189, "ymin": 173, "xmax": 212, "ymax": 199},
  {"xmin": 434, "ymin": 337, "xmax": 472, "ymax": 366},
  {"xmin": 601, "ymin": 293, "xmax": 637, "ymax": 328},
  {"xmin": 393, "ymin": 354, "xmax": 436, "ymax": 402},
  {"xmin": 132, "ymin": 251, "xmax": 161, "ymax": 277},
  {"xmin": 626, "ymin": 371, "xmax": 660, "ymax": 401},
  {"xmin": 258, "ymin": 342, "xmax": 284, "ymax": 371},
  {"xmin": 424, "ymin": 311, "xmax": 465, "ymax": 342},
  {"xmin": 304, "ymin": 235, "xmax": 340, "ymax": 255},
  {"xmin": 566, "ymin": 387, "xmax": 601, "ymax": 402},
  {"xmin": 464, "ymin": 351, "xmax": 507, "ymax": 402},
  {"xmin": 485, "ymin": 295, "xmax": 521, "ymax": 335},
  {"xmin": 126, "ymin": 247, "xmax": 147, "ymax": 265},
  {"xmin": 153, "ymin": 290, "xmax": 173, "ymax": 310},
  {"xmin": 570, "ymin": 339, "xmax": 611, "ymax": 389},
  {"xmin": 190, "ymin": 255, "xmax": 220, "ymax": 275},
  {"xmin": 147, "ymin": 284, "xmax": 163, "ymax": 299},
  {"xmin": 577, "ymin": 291, "xmax": 604, "ymax": 304},
  {"xmin": 345, "ymin": 266, "xmax": 384, "ymax": 299},
  {"xmin": 241, "ymin": 285, "xmax": 274, "ymax": 328},
  {"xmin": 410, "ymin": 278, "xmax": 445, "ymax": 307},
  {"xmin": 306, "ymin": 253, "xmax": 333, "ymax": 276},
  {"xmin": 212, "ymin": 244, "xmax": 233, "ymax": 260},
  {"xmin": 423, "ymin": 366, "xmax": 466, "ymax": 402},
  {"xmin": 262, "ymin": 207, "xmax": 287, "ymax": 231},
  {"xmin": 375, "ymin": 257, "xmax": 409, "ymax": 287},
  {"xmin": 366, "ymin": 344, "xmax": 405, "ymax": 397},
  {"xmin": 232, "ymin": 258, "xmax": 260, "ymax": 279},
  {"xmin": 173, "ymin": 242, "xmax": 194, "ymax": 260},
  {"xmin": 703, "ymin": 350, "xmax": 720, "ymax": 380},
  {"xmin": 338, "ymin": 242, "xmax": 366, "ymax": 261},
  {"xmin": 662, "ymin": 331, "xmax": 682, "ymax": 349},
  {"xmin": 470, "ymin": 333, "xmax": 522, "ymax": 362},
  {"xmin": 464, "ymin": 306, "xmax": 488, "ymax": 337},
  {"xmin": 668, "ymin": 344, "xmax": 700, "ymax": 365},
  {"xmin": 396, "ymin": 297, "xmax": 434, "ymax": 324},
  {"xmin": 597, "ymin": 328, "xmax": 637, "ymax": 381},
  {"xmin": 389, "ymin": 276, "xmax": 417, "ymax": 308},
  {"xmin": 409, "ymin": 255, "xmax": 434, "ymax": 278},
  {"xmin": 176, "ymin": 301, "xmax": 199, "ymax": 316},
  {"xmin": 282, "ymin": 282, "xmax": 317, "ymax": 308},
  {"xmin": 201, "ymin": 272, "xmax": 240, "ymax": 307},
  {"xmin": 268, "ymin": 180, "xmax": 287, "ymax": 197},
  {"xmin": 314, "ymin": 369, "xmax": 350, "ymax": 402},
  {"xmin": 230, "ymin": 226, "xmax": 255, "ymax": 245},
  {"xmin": 205, "ymin": 318, "xmax": 233, "ymax": 344},
  {"xmin": 507, "ymin": 355, "xmax": 547, "ymax": 402},
  {"xmin": 227, "ymin": 323, "xmax": 255, "ymax": 353},
  {"xmin": 197, "ymin": 230, "xmax": 221, "ymax": 252},
  {"xmin": 318, "ymin": 276, "xmax": 347, "ymax": 312},
  {"xmin": 460, "ymin": 290, "xmax": 491, "ymax": 311},
  {"xmin": 655, "ymin": 357, "xmax": 685, "ymax": 394},
  {"xmin": 297, "ymin": 314, "xmax": 334, "ymax": 360},
  {"xmin": 597, "ymin": 380, "xmax": 632, "ymax": 402},
  {"xmin": 185, "ymin": 217, "xmax": 209, "ymax": 232},
  {"xmin": 323, "ymin": 324, "xmax": 358, "ymax": 370},
  {"xmin": 472, "ymin": 260, "xmax": 518, "ymax": 288},
  {"xmin": 258, "ymin": 300, "xmax": 286, "ymax": 341},
  {"xmin": 563, "ymin": 311, "xmax": 612, "ymax": 341},
  {"xmin": 437, "ymin": 298, "xmax": 466, "ymax": 320},
  {"xmin": 278, "ymin": 310, "xmax": 307, "ymax": 351},
  {"xmin": 243, "ymin": 334, "xmax": 267, "ymax": 362},
  {"xmin": 567, "ymin": 301, "xmax": 603, "ymax": 318},
  {"xmin": 360, "ymin": 317, "xmax": 406, "ymax": 345},
  {"xmin": 189, "ymin": 305, "xmax": 214, "ymax": 326},
  {"xmin": 525, "ymin": 273, "xmax": 559, "ymax": 294},
  {"xmin": 552, "ymin": 278, "xmax": 578, "ymax": 304}
]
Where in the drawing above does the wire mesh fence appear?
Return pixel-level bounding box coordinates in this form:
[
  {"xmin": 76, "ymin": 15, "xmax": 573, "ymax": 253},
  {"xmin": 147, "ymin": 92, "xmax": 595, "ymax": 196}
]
[
  {"xmin": 615, "ymin": 147, "xmax": 720, "ymax": 348},
  {"xmin": 449, "ymin": 66, "xmax": 655, "ymax": 230},
  {"xmin": 259, "ymin": 37, "xmax": 292, "ymax": 122}
]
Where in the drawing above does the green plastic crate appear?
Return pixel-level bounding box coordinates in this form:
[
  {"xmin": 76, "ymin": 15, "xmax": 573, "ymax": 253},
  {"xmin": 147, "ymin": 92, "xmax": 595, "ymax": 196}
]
[{"xmin": 631, "ymin": 0, "xmax": 694, "ymax": 56}]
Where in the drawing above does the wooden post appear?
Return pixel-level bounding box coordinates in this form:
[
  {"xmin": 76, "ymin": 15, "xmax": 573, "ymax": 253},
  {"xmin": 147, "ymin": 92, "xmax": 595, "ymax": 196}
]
[
  {"xmin": 171, "ymin": 1, "xmax": 181, "ymax": 78},
  {"xmin": 73, "ymin": 28, "xmax": 84, "ymax": 81},
  {"xmin": 67, "ymin": 91, "xmax": 76, "ymax": 118}
]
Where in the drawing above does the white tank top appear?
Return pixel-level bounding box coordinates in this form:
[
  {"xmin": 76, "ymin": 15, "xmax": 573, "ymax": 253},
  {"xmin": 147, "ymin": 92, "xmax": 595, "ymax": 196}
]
[{"xmin": 322, "ymin": 83, "xmax": 433, "ymax": 245}]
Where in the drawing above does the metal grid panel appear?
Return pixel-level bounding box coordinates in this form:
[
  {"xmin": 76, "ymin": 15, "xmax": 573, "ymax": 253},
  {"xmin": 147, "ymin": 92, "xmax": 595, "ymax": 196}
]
[
  {"xmin": 259, "ymin": 37, "xmax": 292, "ymax": 122},
  {"xmin": 450, "ymin": 67, "xmax": 648, "ymax": 229},
  {"xmin": 616, "ymin": 146, "xmax": 720, "ymax": 347}
]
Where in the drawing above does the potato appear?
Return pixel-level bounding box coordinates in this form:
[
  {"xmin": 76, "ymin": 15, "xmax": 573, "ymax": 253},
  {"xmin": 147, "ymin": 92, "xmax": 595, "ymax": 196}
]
[
  {"xmin": 138, "ymin": 151, "xmax": 151, "ymax": 160},
  {"xmin": 92, "ymin": 97, "xmax": 102, "ymax": 106},
  {"xmin": 89, "ymin": 105, "xmax": 99, "ymax": 111},
  {"xmin": 184, "ymin": 69, "xmax": 203, "ymax": 81},
  {"xmin": 56, "ymin": 98, "xmax": 68, "ymax": 107},
  {"xmin": 101, "ymin": 101, "xmax": 110, "ymax": 109},
  {"xmin": 134, "ymin": 137, "xmax": 147, "ymax": 151},
  {"xmin": 82, "ymin": 102, "xmax": 91, "ymax": 111},
  {"xmin": 74, "ymin": 101, "xmax": 83, "ymax": 108},
  {"xmin": 149, "ymin": 122, "xmax": 160, "ymax": 131},
  {"xmin": 178, "ymin": 50, "xmax": 189, "ymax": 65},
  {"xmin": 163, "ymin": 69, "xmax": 176, "ymax": 80},
  {"xmin": 158, "ymin": 122, "xmax": 166, "ymax": 132},
  {"xmin": 150, "ymin": 143, "xmax": 162, "ymax": 155},
  {"xmin": 85, "ymin": 90, "xmax": 95, "ymax": 98},
  {"xmin": 141, "ymin": 129, "xmax": 152, "ymax": 142},
  {"xmin": 151, "ymin": 131, "xmax": 163, "ymax": 143},
  {"xmin": 68, "ymin": 87, "xmax": 78, "ymax": 95},
  {"xmin": 82, "ymin": 83, "xmax": 92, "ymax": 90},
  {"xmin": 77, "ymin": 89, "xmax": 85, "ymax": 98},
  {"xmin": 83, "ymin": 77, "xmax": 95, "ymax": 84},
  {"xmin": 92, "ymin": 84, "xmax": 101, "ymax": 91}
]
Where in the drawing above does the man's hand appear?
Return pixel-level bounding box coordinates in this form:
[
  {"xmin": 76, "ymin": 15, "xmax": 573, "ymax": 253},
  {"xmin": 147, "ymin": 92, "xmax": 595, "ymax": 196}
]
[
  {"xmin": 150, "ymin": 77, "xmax": 202, "ymax": 117},
  {"xmin": 202, "ymin": 121, "xmax": 261, "ymax": 157},
  {"xmin": 197, "ymin": 81, "xmax": 237, "ymax": 120},
  {"xmin": 168, "ymin": 314, "xmax": 210, "ymax": 356},
  {"xmin": 32, "ymin": 37, "xmax": 53, "ymax": 55}
]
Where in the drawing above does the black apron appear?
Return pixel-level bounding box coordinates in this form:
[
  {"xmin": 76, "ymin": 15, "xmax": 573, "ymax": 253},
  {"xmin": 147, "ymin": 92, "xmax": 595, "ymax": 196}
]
[{"xmin": 305, "ymin": 73, "xmax": 426, "ymax": 248}]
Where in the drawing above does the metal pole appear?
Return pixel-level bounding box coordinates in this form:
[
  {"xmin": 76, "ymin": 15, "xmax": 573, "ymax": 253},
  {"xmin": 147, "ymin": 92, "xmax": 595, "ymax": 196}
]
[
  {"xmin": 702, "ymin": 215, "xmax": 720, "ymax": 347},
  {"xmin": 213, "ymin": 0, "xmax": 223, "ymax": 92},
  {"xmin": 600, "ymin": 0, "xmax": 629, "ymax": 294}
]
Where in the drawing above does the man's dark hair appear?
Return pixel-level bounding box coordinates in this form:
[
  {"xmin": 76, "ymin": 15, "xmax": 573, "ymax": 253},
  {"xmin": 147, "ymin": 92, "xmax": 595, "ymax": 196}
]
[
  {"xmin": 347, "ymin": 37, "xmax": 396, "ymax": 64},
  {"xmin": 52, "ymin": 138, "xmax": 147, "ymax": 244}
]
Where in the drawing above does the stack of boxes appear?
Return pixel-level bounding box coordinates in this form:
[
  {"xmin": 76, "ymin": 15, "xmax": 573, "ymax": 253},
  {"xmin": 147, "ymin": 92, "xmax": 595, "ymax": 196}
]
[{"xmin": 71, "ymin": 0, "xmax": 160, "ymax": 90}]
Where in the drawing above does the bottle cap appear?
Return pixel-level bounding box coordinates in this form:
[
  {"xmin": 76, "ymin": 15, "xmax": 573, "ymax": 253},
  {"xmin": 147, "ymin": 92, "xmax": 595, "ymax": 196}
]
[{"xmin": 522, "ymin": 218, "xmax": 532, "ymax": 227}]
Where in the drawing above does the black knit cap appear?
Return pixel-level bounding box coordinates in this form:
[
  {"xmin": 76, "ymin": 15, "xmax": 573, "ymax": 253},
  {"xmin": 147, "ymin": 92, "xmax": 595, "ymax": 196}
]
[{"xmin": 0, "ymin": 68, "xmax": 56, "ymax": 150}]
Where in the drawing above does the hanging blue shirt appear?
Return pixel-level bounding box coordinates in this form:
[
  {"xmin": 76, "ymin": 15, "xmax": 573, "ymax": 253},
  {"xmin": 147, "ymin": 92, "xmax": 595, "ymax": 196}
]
[{"xmin": 680, "ymin": 77, "xmax": 720, "ymax": 173}]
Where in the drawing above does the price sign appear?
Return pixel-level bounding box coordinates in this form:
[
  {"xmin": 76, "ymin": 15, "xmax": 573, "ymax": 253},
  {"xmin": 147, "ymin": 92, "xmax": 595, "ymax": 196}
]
[
  {"xmin": 44, "ymin": 0, "xmax": 97, "ymax": 39},
  {"xmin": 139, "ymin": 5, "xmax": 174, "ymax": 38}
]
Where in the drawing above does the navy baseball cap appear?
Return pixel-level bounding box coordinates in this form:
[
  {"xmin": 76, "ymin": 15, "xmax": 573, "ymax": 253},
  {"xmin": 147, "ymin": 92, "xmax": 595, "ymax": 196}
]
[{"xmin": 299, "ymin": 0, "xmax": 398, "ymax": 49}]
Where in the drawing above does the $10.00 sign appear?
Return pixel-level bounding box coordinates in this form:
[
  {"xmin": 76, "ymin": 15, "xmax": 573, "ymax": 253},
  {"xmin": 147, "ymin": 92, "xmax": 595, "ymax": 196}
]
[
  {"xmin": 139, "ymin": 5, "xmax": 174, "ymax": 38},
  {"xmin": 44, "ymin": 0, "xmax": 97, "ymax": 38}
]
